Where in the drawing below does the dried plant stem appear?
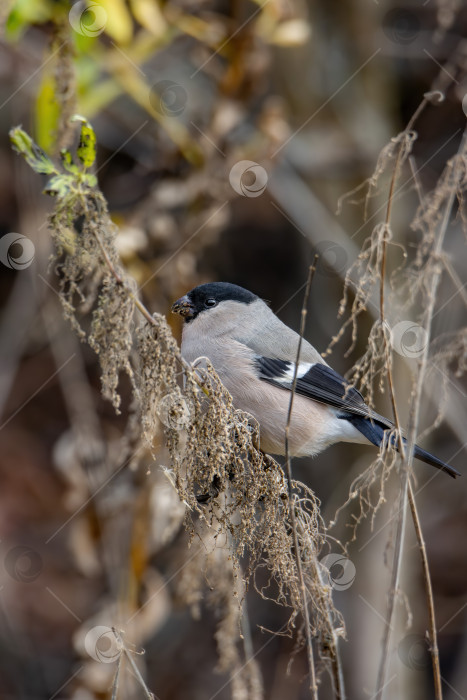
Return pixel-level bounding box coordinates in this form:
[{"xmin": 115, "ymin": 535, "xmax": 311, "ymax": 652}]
[
  {"xmin": 442, "ymin": 257, "xmax": 467, "ymax": 308},
  {"xmin": 240, "ymin": 598, "xmax": 263, "ymax": 700},
  {"xmin": 91, "ymin": 223, "xmax": 124, "ymax": 284},
  {"xmin": 123, "ymin": 648, "xmax": 154, "ymax": 700},
  {"xmin": 112, "ymin": 628, "xmax": 154, "ymax": 700},
  {"xmin": 92, "ymin": 223, "xmax": 160, "ymax": 329},
  {"xmin": 374, "ymin": 99, "xmax": 439, "ymax": 698},
  {"xmin": 111, "ymin": 652, "xmax": 123, "ymax": 700},
  {"xmin": 407, "ymin": 480, "xmax": 442, "ymax": 698},
  {"xmin": 374, "ymin": 99, "xmax": 438, "ymax": 698},
  {"xmin": 375, "ymin": 124, "xmax": 410, "ymax": 700},
  {"xmin": 376, "ymin": 125, "xmax": 467, "ymax": 700},
  {"xmin": 397, "ymin": 134, "xmax": 466, "ymax": 697},
  {"xmin": 375, "ymin": 476, "xmax": 409, "ymax": 700},
  {"xmin": 395, "ymin": 130, "xmax": 466, "ymax": 699},
  {"xmin": 284, "ymin": 258, "xmax": 344, "ymax": 699},
  {"xmin": 284, "ymin": 262, "xmax": 318, "ymax": 699},
  {"xmin": 379, "ymin": 92, "xmax": 433, "ymax": 429},
  {"xmin": 308, "ymin": 546, "xmax": 345, "ymax": 699}
]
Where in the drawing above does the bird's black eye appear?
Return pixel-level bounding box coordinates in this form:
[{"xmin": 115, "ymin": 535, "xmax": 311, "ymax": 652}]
[{"xmin": 205, "ymin": 298, "xmax": 217, "ymax": 308}]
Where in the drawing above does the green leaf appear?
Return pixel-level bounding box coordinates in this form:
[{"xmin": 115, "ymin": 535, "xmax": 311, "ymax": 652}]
[
  {"xmin": 5, "ymin": 0, "xmax": 54, "ymax": 41},
  {"xmin": 84, "ymin": 173, "xmax": 98, "ymax": 187},
  {"xmin": 60, "ymin": 149, "xmax": 80, "ymax": 174},
  {"xmin": 9, "ymin": 126, "xmax": 57, "ymax": 174},
  {"xmin": 44, "ymin": 174, "xmax": 75, "ymax": 198},
  {"xmin": 71, "ymin": 115, "xmax": 96, "ymax": 168}
]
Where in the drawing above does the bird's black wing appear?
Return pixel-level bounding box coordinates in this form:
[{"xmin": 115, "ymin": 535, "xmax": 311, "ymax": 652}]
[
  {"xmin": 255, "ymin": 357, "xmax": 391, "ymax": 425},
  {"xmin": 255, "ymin": 356, "xmax": 460, "ymax": 478}
]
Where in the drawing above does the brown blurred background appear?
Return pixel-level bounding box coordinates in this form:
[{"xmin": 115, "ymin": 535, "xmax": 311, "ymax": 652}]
[{"xmin": 0, "ymin": 1, "xmax": 467, "ymax": 698}]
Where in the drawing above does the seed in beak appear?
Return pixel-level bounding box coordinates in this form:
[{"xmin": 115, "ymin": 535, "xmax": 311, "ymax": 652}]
[{"xmin": 171, "ymin": 295, "xmax": 195, "ymax": 318}]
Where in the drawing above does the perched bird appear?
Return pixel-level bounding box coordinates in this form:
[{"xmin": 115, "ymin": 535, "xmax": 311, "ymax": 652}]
[{"xmin": 172, "ymin": 282, "xmax": 460, "ymax": 478}]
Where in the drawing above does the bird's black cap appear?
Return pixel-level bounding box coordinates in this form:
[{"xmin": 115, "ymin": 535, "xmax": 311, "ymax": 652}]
[
  {"xmin": 189, "ymin": 282, "xmax": 257, "ymax": 306},
  {"xmin": 172, "ymin": 282, "xmax": 258, "ymax": 321}
]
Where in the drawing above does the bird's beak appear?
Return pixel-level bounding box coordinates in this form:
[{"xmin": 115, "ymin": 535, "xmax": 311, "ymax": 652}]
[{"xmin": 171, "ymin": 295, "xmax": 195, "ymax": 318}]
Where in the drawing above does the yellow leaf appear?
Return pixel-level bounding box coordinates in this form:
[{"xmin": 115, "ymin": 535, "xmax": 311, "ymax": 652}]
[
  {"xmin": 129, "ymin": 0, "xmax": 167, "ymax": 37},
  {"xmin": 98, "ymin": 0, "xmax": 133, "ymax": 44},
  {"xmin": 35, "ymin": 71, "xmax": 60, "ymax": 153},
  {"xmin": 71, "ymin": 115, "xmax": 97, "ymax": 168}
]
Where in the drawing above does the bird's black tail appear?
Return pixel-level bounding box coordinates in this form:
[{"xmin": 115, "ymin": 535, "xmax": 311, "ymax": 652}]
[
  {"xmin": 344, "ymin": 415, "xmax": 460, "ymax": 479},
  {"xmin": 412, "ymin": 444, "xmax": 460, "ymax": 478}
]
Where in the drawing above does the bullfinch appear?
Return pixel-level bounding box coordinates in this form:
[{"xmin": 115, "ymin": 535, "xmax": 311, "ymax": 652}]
[{"xmin": 171, "ymin": 282, "xmax": 460, "ymax": 478}]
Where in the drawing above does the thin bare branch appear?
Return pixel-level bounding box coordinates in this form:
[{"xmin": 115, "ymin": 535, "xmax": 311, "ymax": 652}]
[
  {"xmin": 407, "ymin": 481, "xmax": 442, "ymax": 698},
  {"xmin": 284, "ymin": 261, "xmax": 319, "ymax": 699},
  {"xmin": 283, "ymin": 257, "xmax": 345, "ymax": 699}
]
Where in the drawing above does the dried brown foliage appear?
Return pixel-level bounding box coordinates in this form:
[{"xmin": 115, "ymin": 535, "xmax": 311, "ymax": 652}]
[
  {"xmin": 326, "ymin": 89, "xmax": 467, "ymax": 538},
  {"xmin": 323, "ymin": 78, "xmax": 467, "ymax": 698},
  {"xmin": 31, "ymin": 144, "xmax": 345, "ymax": 696}
]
